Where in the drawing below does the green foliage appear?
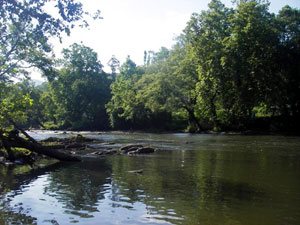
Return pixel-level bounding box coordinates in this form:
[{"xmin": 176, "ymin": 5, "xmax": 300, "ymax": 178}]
[
  {"xmin": 1, "ymin": 0, "xmax": 300, "ymax": 132},
  {"xmin": 0, "ymin": 0, "xmax": 100, "ymax": 82},
  {"xmin": 0, "ymin": 83, "xmax": 33, "ymax": 127},
  {"xmin": 106, "ymin": 44, "xmax": 201, "ymax": 131},
  {"xmin": 179, "ymin": 0, "xmax": 300, "ymax": 130},
  {"xmin": 107, "ymin": 0, "xmax": 300, "ymax": 132},
  {"xmin": 106, "ymin": 58, "xmax": 147, "ymax": 129},
  {"xmin": 275, "ymin": 5, "xmax": 300, "ymax": 116},
  {"xmin": 0, "ymin": 0, "xmax": 101, "ymax": 132},
  {"xmin": 48, "ymin": 43, "xmax": 111, "ymax": 130}
]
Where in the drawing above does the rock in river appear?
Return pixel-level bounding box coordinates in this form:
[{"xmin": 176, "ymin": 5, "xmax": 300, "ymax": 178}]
[
  {"xmin": 91, "ymin": 149, "xmax": 119, "ymax": 156},
  {"xmin": 120, "ymin": 144, "xmax": 143, "ymax": 153},
  {"xmin": 127, "ymin": 147, "xmax": 156, "ymax": 155}
]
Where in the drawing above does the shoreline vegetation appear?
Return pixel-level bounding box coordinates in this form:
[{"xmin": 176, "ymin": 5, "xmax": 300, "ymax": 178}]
[
  {"xmin": 27, "ymin": 126, "xmax": 300, "ymax": 136},
  {"xmin": 26, "ymin": 114, "xmax": 300, "ymax": 136}
]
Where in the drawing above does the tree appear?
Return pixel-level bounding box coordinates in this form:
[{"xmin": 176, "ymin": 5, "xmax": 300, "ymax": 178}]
[
  {"xmin": 140, "ymin": 42, "xmax": 206, "ymax": 131},
  {"xmin": 107, "ymin": 45, "xmax": 203, "ymax": 131},
  {"xmin": 0, "ymin": 0, "xmax": 101, "ymax": 82},
  {"xmin": 220, "ymin": 0, "xmax": 278, "ymax": 121},
  {"xmin": 184, "ymin": 0, "xmax": 233, "ymax": 128},
  {"xmin": 0, "ymin": 83, "xmax": 33, "ymax": 129},
  {"xmin": 106, "ymin": 58, "xmax": 147, "ymax": 129},
  {"xmin": 13, "ymin": 80, "xmax": 46, "ymax": 128},
  {"xmin": 107, "ymin": 55, "xmax": 120, "ymax": 76},
  {"xmin": 152, "ymin": 47, "xmax": 169, "ymax": 64},
  {"xmin": 0, "ymin": 0, "xmax": 100, "ymax": 161},
  {"xmin": 275, "ymin": 6, "xmax": 300, "ymax": 116},
  {"xmin": 49, "ymin": 43, "xmax": 111, "ymax": 130},
  {"xmin": 183, "ymin": 0, "xmax": 291, "ymax": 130},
  {"xmin": 0, "ymin": 82, "xmax": 34, "ymax": 160}
]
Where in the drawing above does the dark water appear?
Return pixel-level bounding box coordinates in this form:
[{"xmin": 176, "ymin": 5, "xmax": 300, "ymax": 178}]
[{"xmin": 1, "ymin": 131, "xmax": 300, "ymax": 225}]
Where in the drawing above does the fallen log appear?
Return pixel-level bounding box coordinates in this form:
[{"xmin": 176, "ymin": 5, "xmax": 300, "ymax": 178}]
[{"xmin": 1, "ymin": 131, "xmax": 81, "ymax": 162}]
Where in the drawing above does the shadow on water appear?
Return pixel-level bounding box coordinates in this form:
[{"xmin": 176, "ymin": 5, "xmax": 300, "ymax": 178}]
[
  {"xmin": 201, "ymin": 177, "xmax": 266, "ymax": 203},
  {"xmin": 0, "ymin": 161, "xmax": 75, "ymax": 224},
  {"xmin": 0, "ymin": 159, "xmax": 112, "ymax": 224},
  {"xmin": 1, "ymin": 161, "xmax": 75, "ymax": 191},
  {"xmin": 45, "ymin": 159, "xmax": 112, "ymax": 212}
]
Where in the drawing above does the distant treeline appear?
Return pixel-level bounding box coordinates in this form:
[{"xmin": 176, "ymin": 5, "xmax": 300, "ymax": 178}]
[{"xmin": 1, "ymin": 0, "xmax": 300, "ymax": 133}]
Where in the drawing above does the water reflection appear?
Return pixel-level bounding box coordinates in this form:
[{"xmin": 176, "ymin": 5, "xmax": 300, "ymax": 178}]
[
  {"xmin": 0, "ymin": 161, "xmax": 75, "ymax": 224},
  {"xmin": 45, "ymin": 159, "xmax": 111, "ymax": 214},
  {"xmin": 1, "ymin": 133, "xmax": 300, "ymax": 224},
  {"xmin": 106, "ymin": 152, "xmax": 266, "ymax": 225}
]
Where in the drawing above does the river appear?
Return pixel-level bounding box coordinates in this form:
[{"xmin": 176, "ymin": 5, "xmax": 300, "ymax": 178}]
[{"xmin": 1, "ymin": 131, "xmax": 300, "ymax": 225}]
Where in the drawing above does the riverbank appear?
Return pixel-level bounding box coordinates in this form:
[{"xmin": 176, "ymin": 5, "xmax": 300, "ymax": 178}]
[{"xmin": 33, "ymin": 115, "xmax": 300, "ymax": 136}]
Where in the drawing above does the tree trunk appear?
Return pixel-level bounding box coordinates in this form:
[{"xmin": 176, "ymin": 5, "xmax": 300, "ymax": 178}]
[
  {"xmin": 0, "ymin": 131, "xmax": 81, "ymax": 162},
  {"xmin": 184, "ymin": 106, "xmax": 204, "ymax": 132}
]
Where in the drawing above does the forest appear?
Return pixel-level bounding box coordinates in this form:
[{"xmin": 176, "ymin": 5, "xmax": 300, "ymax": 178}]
[{"xmin": 1, "ymin": 0, "xmax": 300, "ymax": 134}]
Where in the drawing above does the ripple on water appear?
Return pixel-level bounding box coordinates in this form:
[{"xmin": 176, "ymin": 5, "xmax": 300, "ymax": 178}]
[{"xmin": 2, "ymin": 132, "xmax": 300, "ymax": 225}]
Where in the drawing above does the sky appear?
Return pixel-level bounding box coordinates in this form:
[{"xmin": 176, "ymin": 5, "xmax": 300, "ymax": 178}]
[{"xmin": 32, "ymin": 0, "xmax": 300, "ymax": 80}]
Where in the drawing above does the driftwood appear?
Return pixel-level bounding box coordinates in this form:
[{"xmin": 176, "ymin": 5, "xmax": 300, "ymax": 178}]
[{"xmin": 0, "ymin": 130, "xmax": 81, "ymax": 162}]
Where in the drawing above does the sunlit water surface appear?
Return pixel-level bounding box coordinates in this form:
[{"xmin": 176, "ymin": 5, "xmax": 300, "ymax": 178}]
[{"xmin": 1, "ymin": 131, "xmax": 300, "ymax": 225}]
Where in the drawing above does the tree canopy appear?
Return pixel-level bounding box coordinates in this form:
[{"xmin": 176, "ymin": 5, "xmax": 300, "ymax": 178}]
[
  {"xmin": 106, "ymin": 0, "xmax": 300, "ymax": 132},
  {"xmin": 1, "ymin": 0, "xmax": 300, "ymax": 133},
  {"xmin": 48, "ymin": 43, "xmax": 111, "ymax": 130},
  {"xmin": 0, "ymin": 0, "xmax": 101, "ymax": 126},
  {"xmin": 0, "ymin": 0, "xmax": 101, "ymax": 82}
]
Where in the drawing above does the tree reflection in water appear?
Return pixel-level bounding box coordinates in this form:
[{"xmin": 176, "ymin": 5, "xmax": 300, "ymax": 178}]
[
  {"xmin": 45, "ymin": 159, "xmax": 112, "ymax": 215},
  {"xmin": 1, "ymin": 135, "xmax": 300, "ymax": 225},
  {"xmin": 0, "ymin": 161, "xmax": 75, "ymax": 224}
]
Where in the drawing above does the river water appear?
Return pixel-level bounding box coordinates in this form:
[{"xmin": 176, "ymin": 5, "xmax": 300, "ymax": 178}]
[{"xmin": 1, "ymin": 131, "xmax": 300, "ymax": 225}]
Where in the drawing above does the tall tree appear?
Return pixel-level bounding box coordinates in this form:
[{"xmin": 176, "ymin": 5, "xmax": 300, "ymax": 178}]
[
  {"xmin": 275, "ymin": 6, "xmax": 300, "ymax": 116},
  {"xmin": 0, "ymin": 0, "xmax": 101, "ymax": 132},
  {"xmin": 184, "ymin": 0, "xmax": 233, "ymax": 126},
  {"xmin": 49, "ymin": 43, "xmax": 111, "ymax": 130},
  {"xmin": 106, "ymin": 57, "xmax": 147, "ymax": 129},
  {"xmin": 139, "ymin": 43, "xmax": 204, "ymax": 131},
  {"xmin": 221, "ymin": 0, "xmax": 278, "ymax": 120}
]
